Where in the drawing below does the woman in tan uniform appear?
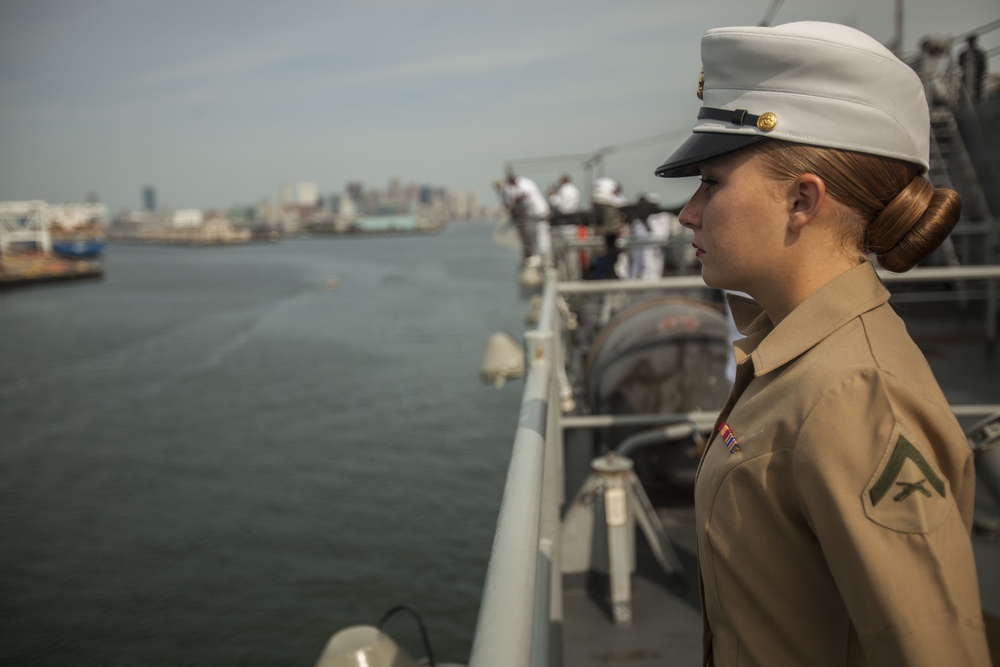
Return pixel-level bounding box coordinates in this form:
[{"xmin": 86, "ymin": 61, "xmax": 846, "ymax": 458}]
[{"xmin": 654, "ymin": 22, "xmax": 991, "ymax": 666}]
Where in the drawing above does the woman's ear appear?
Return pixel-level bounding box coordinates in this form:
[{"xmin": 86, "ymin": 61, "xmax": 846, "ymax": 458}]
[{"xmin": 788, "ymin": 174, "xmax": 826, "ymax": 233}]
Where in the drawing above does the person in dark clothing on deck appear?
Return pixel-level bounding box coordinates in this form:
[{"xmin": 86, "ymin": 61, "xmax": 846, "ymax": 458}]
[{"xmin": 959, "ymin": 34, "xmax": 987, "ymax": 102}]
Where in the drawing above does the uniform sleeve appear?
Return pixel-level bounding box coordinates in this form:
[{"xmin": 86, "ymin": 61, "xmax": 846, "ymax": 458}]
[{"xmin": 792, "ymin": 370, "xmax": 989, "ymax": 666}]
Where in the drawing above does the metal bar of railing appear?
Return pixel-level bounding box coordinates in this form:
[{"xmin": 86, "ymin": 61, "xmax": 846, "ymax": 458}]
[
  {"xmin": 536, "ymin": 270, "xmax": 558, "ymax": 334},
  {"xmin": 563, "ymin": 405, "xmax": 1000, "ymax": 430},
  {"xmin": 881, "ymin": 267, "xmax": 1000, "ymax": 343},
  {"xmin": 558, "ymin": 275, "xmax": 708, "ymax": 294},
  {"xmin": 557, "ymin": 266, "xmax": 1000, "ymax": 346},
  {"xmin": 878, "ymin": 266, "xmax": 1000, "ymax": 282},
  {"xmin": 468, "ymin": 303, "xmax": 557, "ymax": 667},
  {"xmin": 467, "ymin": 357, "xmax": 547, "ymax": 666},
  {"xmin": 558, "ymin": 265, "xmax": 1000, "ymax": 294},
  {"xmin": 563, "ymin": 411, "xmax": 721, "ymax": 431}
]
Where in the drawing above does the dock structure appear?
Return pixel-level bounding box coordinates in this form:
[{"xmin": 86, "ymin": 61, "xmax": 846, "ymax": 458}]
[
  {"xmin": 0, "ymin": 201, "xmax": 52, "ymax": 254},
  {"xmin": 0, "ymin": 200, "xmax": 107, "ymax": 288},
  {"xmin": 0, "ymin": 253, "xmax": 104, "ymax": 288}
]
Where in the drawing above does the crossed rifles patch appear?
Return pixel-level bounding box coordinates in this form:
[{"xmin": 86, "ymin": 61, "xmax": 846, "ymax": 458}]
[{"xmin": 864, "ymin": 434, "xmax": 951, "ymax": 533}]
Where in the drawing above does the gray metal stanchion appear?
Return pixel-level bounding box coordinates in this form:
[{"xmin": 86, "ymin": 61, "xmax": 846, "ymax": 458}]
[{"xmin": 561, "ymin": 451, "xmax": 684, "ymax": 625}]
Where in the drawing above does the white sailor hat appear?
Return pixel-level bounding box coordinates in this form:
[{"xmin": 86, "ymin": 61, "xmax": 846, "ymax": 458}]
[{"xmin": 655, "ymin": 21, "xmax": 930, "ymax": 178}]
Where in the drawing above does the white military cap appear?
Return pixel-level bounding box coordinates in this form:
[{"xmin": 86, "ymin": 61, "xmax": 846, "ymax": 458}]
[{"xmin": 655, "ymin": 21, "xmax": 930, "ymax": 178}]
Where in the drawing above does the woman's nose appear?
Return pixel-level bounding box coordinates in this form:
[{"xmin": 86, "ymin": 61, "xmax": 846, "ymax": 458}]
[{"xmin": 678, "ymin": 197, "xmax": 700, "ymax": 230}]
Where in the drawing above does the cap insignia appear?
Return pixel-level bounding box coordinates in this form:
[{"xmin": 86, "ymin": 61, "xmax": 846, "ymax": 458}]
[
  {"xmin": 756, "ymin": 112, "xmax": 777, "ymax": 132},
  {"xmin": 697, "ymin": 68, "xmax": 704, "ymax": 100}
]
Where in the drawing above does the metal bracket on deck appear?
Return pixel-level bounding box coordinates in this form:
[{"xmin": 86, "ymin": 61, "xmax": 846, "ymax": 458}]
[{"xmin": 559, "ymin": 451, "xmax": 684, "ymax": 625}]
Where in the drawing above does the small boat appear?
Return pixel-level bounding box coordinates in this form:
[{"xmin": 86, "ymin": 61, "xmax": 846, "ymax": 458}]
[{"xmin": 52, "ymin": 237, "xmax": 105, "ymax": 258}]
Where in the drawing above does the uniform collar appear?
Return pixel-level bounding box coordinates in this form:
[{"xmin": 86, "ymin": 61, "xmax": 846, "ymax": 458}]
[{"xmin": 726, "ymin": 262, "xmax": 890, "ymax": 376}]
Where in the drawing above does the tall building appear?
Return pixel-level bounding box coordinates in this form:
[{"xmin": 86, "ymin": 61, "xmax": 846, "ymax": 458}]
[
  {"xmin": 143, "ymin": 186, "xmax": 156, "ymax": 212},
  {"xmin": 468, "ymin": 191, "xmax": 481, "ymax": 219},
  {"xmin": 337, "ymin": 193, "xmax": 357, "ymax": 220},
  {"xmin": 387, "ymin": 178, "xmax": 402, "ymax": 209},
  {"xmin": 346, "ymin": 182, "xmax": 364, "ymax": 206},
  {"xmin": 297, "ymin": 182, "xmax": 319, "ymax": 207},
  {"xmin": 452, "ymin": 190, "xmax": 469, "ymax": 219}
]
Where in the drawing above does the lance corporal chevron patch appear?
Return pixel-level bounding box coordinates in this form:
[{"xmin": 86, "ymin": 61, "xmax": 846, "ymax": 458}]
[{"xmin": 863, "ymin": 431, "xmax": 951, "ymax": 533}]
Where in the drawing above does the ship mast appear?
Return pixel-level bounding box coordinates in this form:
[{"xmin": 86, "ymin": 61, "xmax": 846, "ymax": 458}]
[
  {"xmin": 759, "ymin": 0, "xmax": 783, "ymax": 27},
  {"xmin": 890, "ymin": 0, "xmax": 904, "ymax": 55}
]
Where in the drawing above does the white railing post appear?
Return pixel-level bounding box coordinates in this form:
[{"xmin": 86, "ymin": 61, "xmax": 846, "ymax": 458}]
[{"xmin": 469, "ymin": 276, "xmax": 558, "ymax": 667}]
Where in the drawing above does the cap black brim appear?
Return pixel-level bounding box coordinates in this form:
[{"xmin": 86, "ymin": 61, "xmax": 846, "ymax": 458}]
[{"xmin": 654, "ymin": 132, "xmax": 766, "ymax": 178}]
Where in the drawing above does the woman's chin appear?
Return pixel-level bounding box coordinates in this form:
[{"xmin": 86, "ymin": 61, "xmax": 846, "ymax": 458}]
[{"xmin": 699, "ymin": 267, "xmax": 740, "ymax": 293}]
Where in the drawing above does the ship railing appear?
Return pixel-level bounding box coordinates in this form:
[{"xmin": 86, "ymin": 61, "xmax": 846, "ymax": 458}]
[
  {"xmin": 469, "ymin": 261, "xmax": 1000, "ymax": 667},
  {"xmin": 556, "ymin": 231, "xmax": 1000, "ymax": 344},
  {"xmin": 468, "ymin": 266, "xmax": 563, "ymax": 667}
]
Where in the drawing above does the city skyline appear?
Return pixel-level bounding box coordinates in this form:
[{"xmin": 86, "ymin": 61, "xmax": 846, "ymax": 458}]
[
  {"xmin": 132, "ymin": 177, "xmax": 480, "ymax": 214},
  {"xmin": 107, "ymin": 181, "xmax": 488, "ymax": 243},
  {"xmin": 1, "ymin": 0, "xmax": 997, "ymax": 215}
]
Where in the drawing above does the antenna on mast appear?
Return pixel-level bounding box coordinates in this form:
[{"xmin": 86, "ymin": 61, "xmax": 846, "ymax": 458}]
[
  {"xmin": 759, "ymin": 0, "xmax": 784, "ymax": 27},
  {"xmin": 889, "ymin": 0, "xmax": 904, "ymax": 55}
]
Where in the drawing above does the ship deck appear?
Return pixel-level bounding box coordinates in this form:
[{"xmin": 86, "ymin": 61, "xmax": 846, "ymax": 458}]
[{"xmin": 557, "ymin": 293, "xmax": 1000, "ymax": 666}]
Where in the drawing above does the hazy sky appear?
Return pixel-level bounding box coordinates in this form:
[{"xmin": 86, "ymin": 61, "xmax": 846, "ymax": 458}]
[{"xmin": 1, "ymin": 0, "xmax": 997, "ymax": 214}]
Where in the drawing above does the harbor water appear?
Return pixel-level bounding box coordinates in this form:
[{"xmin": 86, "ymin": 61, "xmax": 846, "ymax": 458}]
[{"xmin": 0, "ymin": 224, "xmax": 525, "ymax": 666}]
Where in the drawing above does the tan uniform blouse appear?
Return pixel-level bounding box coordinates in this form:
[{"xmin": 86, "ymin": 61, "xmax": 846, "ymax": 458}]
[{"xmin": 695, "ymin": 262, "xmax": 990, "ymax": 666}]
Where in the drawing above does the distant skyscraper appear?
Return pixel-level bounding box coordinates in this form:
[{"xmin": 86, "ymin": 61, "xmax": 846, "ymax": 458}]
[
  {"xmin": 346, "ymin": 182, "xmax": 364, "ymax": 205},
  {"xmin": 143, "ymin": 186, "xmax": 156, "ymax": 211},
  {"xmin": 297, "ymin": 182, "xmax": 319, "ymax": 207},
  {"xmin": 337, "ymin": 193, "xmax": 357, "ymax": 219},
  {"xmin": 388, "ymin": 178, "xmax": 401, "ymax": 207},
  {"xmin": 452, "ymin": 190, "xmax": 468, "ymax": 219}
]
